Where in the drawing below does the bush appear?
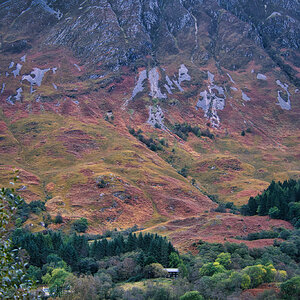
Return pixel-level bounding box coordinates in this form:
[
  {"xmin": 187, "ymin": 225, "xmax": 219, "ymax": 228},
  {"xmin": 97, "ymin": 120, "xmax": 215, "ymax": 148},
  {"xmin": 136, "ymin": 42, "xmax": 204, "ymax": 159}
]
[
  {"xmin": 280, "ymin": 276, "xmax": 300, "ymax": 299},
  {"xmin": 225, "ymin": 202, "xmax": 234, "ymax": 209},
  {"xmin": 55, "ymin": 214, "xmax": 63, "ymax": 224},
  {"xmin": 200, "ymin": 262, "xmax": 226, "ymax": 276},
  {"xmin": 144, "ymin": 263, "xmax": 168, "ymax": 278},
  {"xmin": 97, "ymin": 179, "xmax": 107, "ymax": 188},
  {"xmin": 268, "ymin": 206, "xmax": 280, "ymax": 219},
  {"xmin": 178, "ymin": 167, "xmax": 188, "ymax": 178},
  {"xmin": 241, "ymin": 230, "xmax": 279, "ymax": 241},
  {"xmin": 72, "ymin": 218, "xmax": 88, "ymax": 233},
  {"xmin": 180, "ymin": 291, "xmax": 204, "ymax": 300},
  {"xmin": 129, "ymin": 128, "xmax": 162, "ymax": 152},
  {"xmin": 172, "ymin": 123, "xmax": 214, "ymax": 140},
  {"xmin": 215, "ymin": 204, "xmax": 226, "ymax": 213},
  {"xmin": 77, "ymin": 258, "xmax": 98, "ymax": 274},
  {"xmin": 28, "ymin": 200, "xmax": 46, "ymax": 214},
  {"xmin": 243, "ymin": 265, "xmax": 267, "ymax": 288},
  {"xmin": 216, "ymin": 253, "xmax": 231, "ymax": 268}
]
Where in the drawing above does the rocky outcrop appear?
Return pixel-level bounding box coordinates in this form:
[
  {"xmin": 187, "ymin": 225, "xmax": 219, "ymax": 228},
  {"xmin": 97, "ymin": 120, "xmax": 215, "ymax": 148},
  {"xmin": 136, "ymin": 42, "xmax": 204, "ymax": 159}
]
[{"xmin": 0, "ymin": 0, "xmax": 299, "ymax": 78}]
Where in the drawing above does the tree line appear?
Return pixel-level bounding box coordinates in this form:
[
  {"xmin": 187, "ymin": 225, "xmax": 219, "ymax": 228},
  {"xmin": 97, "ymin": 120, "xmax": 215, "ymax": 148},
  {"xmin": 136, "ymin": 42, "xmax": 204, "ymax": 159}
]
[
  {"xmin": 172, "ymin": 123, "xmax": 214, "ymax": 141},
  {"xmin": 12, "ymin": 229, "xmax": 176, "ymax": 274},
  {"xmin": 241, "ymin": 179, "xmax": 300, "ymax": 227}
]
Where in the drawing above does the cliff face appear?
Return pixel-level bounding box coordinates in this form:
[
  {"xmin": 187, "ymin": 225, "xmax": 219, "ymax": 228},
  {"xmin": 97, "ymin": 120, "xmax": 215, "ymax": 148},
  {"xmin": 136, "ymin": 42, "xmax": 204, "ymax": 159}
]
[
  {"xmin": 0, "ymin": 0, "xmax": 299, "ymax": 239},
  {"xmin": 1, "ymin": 0, "xmax": 299, "ymax": 76}
]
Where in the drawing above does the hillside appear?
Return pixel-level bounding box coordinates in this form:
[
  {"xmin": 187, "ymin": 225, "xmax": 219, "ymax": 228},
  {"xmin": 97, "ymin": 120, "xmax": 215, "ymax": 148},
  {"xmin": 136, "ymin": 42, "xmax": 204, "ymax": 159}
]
[{"xmin": 0, "ymin": 0, "xmax": 299, "ymax": 247}]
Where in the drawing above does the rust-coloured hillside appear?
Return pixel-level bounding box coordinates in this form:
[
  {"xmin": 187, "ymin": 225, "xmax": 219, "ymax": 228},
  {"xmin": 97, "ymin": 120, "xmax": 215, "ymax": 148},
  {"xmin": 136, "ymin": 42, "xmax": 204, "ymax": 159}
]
[{"xmin": 0, "ymin": 0, "xmax": 299, "ymax": 248}]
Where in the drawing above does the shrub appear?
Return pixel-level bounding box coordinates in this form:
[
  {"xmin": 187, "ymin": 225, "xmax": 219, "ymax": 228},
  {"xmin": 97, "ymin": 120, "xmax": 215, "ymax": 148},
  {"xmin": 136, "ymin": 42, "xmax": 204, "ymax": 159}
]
[
  {"xmin": 28, "ymin": 200, "xmax": 46, "ymax": 214},
  {"xmin": 215, "ymin": 204, "xmax": 226, "ymax": 213},
  {"xmin": 225, "ymin": 202, "xmax": 234, "ymax": 209},
  {"xmin": 55, "ymin": 214, "xmax": 63, "ymax": 224},
  {"xmin": 200, "ymin": 262, "xmax": 226, "ymax": 276},
  {"xmin": 243, "ymin": 265, "xmax": 267, "ymax": 288},
  {"xmin": 216, "ymin": 253, "xmax": 231, "ymax": 269},
  {"xmin": 0, "ymin": 187, "xmax": 32, "ymax": 298},
  {"xmin": 180, "ymin": 291, "xmax": 204, "ymax": 300},
  {"xmin": 280, "ymin": 276, "xmax": 300, "ymax": 299},
  {"xmin": 178, "ymin": 167, "xmax": 188, "ymax": 178},
  {"xmin": 144, "ymin": 263, "xmax": 168, "ymax": 278},
  {"xmin": 72, "ymin": 218, "xmax": 88, "ymax": 233},
  {"xmin": 97, "ymin": 179, "xmax": 107, "ymax": 188},
  {"xmin": 268, "ymin": 206, "xmax": 280, "ymax": 218},
  {"xmin": 172, "ymin": 123, "xmax": 214, "ymax": 140}
]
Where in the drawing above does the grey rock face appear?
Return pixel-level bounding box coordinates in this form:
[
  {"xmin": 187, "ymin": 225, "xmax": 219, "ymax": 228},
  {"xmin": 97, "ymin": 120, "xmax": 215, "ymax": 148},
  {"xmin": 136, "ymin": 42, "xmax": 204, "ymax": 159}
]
[{"xmin": 0, "ymin": 0, "xmax": 299, "ymax": 81}]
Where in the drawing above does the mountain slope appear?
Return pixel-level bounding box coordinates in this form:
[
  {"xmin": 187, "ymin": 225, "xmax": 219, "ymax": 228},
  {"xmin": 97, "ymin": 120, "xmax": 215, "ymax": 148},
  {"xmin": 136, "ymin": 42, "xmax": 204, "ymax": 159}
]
[{"xmin": 0, "ymin": 0, "xmax": 299, "ymax": 240}]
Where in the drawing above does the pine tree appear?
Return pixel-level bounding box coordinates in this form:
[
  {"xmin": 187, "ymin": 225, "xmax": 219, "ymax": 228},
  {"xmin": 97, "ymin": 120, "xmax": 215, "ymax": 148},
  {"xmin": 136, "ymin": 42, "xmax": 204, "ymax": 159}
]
[
  {"xmin": 106, "ymin": 241, "xmax": 114, "ymax": 257},
  {"xmin": 149, "ymin": 239, "xmax": 160, "ymax": 262},
  {"xmin": 137, "ymin": 233, "xmax": 144, "ymax": 249},
  {"xmin": 60, "ymin": 242, "xmax": 78, "ymax": 271},
  {"xmin": 90, "ymin": 240, "xmax": 98, "ymax": 258},
  {"xmin": 51, "ymin": 232, "xmax": 63, "ymax": 252},
  {"xmin": 160, "ymin": 241, "xmax": 169, "ymax": 267},
  {"xmin": 126, "ymin": 233, "xmax": 137, "ymax": 252},
  {"xmin": 248, "ymin": 197, "xmax": 258, "ymax": 215},
  {"xmin": 137, "ymin": 251, "xmax": 145, "ymax": 267}
]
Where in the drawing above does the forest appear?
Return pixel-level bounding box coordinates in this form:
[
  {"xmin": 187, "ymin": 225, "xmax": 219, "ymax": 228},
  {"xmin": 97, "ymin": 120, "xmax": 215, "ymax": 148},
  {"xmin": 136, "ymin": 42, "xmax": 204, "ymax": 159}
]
[
  {"xmin": 241, "ymin": 179, "xmax": 300, "ymax": 227},
  {"xmin": 1, "ymin": 180, "xmax": 300, "ymax": 299}
]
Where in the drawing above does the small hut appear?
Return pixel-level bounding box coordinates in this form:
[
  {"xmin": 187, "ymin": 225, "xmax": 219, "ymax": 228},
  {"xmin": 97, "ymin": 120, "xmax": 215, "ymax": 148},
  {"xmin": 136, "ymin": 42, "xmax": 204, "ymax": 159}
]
[{"xmin": 163, "ymin": 268, "xmax": 179, "ymax": 278}]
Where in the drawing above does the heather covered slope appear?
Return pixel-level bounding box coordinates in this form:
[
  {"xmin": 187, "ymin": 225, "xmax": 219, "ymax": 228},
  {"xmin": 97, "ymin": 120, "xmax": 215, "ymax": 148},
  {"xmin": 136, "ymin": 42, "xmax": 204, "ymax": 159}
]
[{"xmin": 0, "ymin": 0, "xmax": 299, "ymax": 239}]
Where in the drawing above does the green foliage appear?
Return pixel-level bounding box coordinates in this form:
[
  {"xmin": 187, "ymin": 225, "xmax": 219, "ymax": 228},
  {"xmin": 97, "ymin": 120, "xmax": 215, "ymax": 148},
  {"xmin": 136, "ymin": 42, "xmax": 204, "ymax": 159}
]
[
  {"xmin": 214, "ymin": 203, "xmax": 226, "ymax": 213},
  {"xmin": 97, "ymin": 178, "xmax": 107, "ymax": 188},
  {"xmin": 43, "ymin": 268, "xmax": 73, "ymax": 297},
  {"xmin": 216, "ymin": 252, "xmax": 231, "ymax": 268},
  {"xmin": 64, "ymin": 274, "xmax": 112, "ymax": 300},
  {"xmin": 13, "ymin": 227, "xmax": 176, "ymax": 287},
  {"xmin": 228, "ymin": 271, "xmax": 251, "ymax": 290},
  {"xmin": 0, "ymin": 186, "xmax": 32, "ymax": 298},
  {"xmin": 144, "ymin": 263, "xmax": 168, "ymax": 278},
  {"xmin": 179, "ymin": 262, "xmax": 188, "ymax": 278},
  {"xmin": 14, "ymin": 198, "xmax": 47, "ymax": 225},
  {"xmin": 200, "ymin": 262, "xmax": 226, "ymax": 276},
  {"xmin": 225, "ymin": 202, "xmax": 234, "ymax": 209},
  {"xmin": 72, "ymin": 217, "xmax": 88, "ymax": 233},
  {"xmin": 28, "ymin": 200, "xmax": 46, "ymax": 214},
  {"xmin": 26, "ymin": 265, "xmax": 43, "ymax": 283},
  {"xmin": 129, "ymin": 128, "xmax": 163, "ymax": 152},
  {"xmin": 169, "ymin": 252, "xmax": 181, "ymax": 267},
  {"xmin": 268, "ymin": 206, "xmax": 280, "ymax": 218},
  {"xmin": 237, "ymin": 229, "xmax": 282, "ymax": 241},
  {"xmin": 172, "ymin": 123, "xmax": 214, "ymax": 140},
  {"xmin": 242, "ymin": 179, "xmax": 300, "ymax": 226},
  {"xmin": 178, "ymin": 166, "xmax": 188, "ymax": 178},
  {"xmin": 280, "ymin": 276, "xmax": 300, "ymax": 299},
  {"xmin": 194, "ymin": 236, "xmax": 300, "ymax": 297},
  {"xmin": 243, "ymin": 265, "xmax": 267, "ymax": 288},
  {"xmin": 180, "ymin": 291, "xmax": 204, "ymax": 300},
  {"xmin": 240, "ymin": 273, "xmax": 251, "ymax": 290},
  {"xmin": 280, "ymin": 242, "xmax": 298, "ymax": 258},
  {"xmin": 54, "ymin": 214, "xmax": 63, "ymax": 224}
]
